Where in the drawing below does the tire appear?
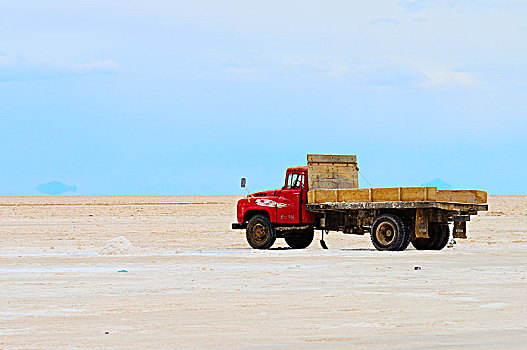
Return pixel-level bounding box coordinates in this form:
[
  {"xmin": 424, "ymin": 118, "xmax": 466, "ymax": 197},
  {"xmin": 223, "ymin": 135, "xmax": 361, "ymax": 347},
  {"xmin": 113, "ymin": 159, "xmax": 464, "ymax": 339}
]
[
  {"xmin": 411, "ymin": 224, "xmax": 450, "ymax": 250},
  {"xmin": 370, "ymin": 214, "xmax": 411, "ymax": 251},
  {"xmin": 397, "ymin": 215, "xmax": 413, "ymax": 251},
  {"xmin": 284, "ymin": 229, "xmax": 314, "ymax": 249},
  {"xmin": 246, "ymin": 214, "xmax": 276, "ymax": 249},
  {"xmin": 434, "ymin": 224, "xmax": 450, "ymax": 250}
]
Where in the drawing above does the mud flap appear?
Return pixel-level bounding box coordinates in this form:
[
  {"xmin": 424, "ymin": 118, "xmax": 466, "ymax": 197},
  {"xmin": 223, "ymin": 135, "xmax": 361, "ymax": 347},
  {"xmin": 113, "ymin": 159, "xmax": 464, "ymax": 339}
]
[
  {"xmin": 453, "ymin": 221, "xmax": 467, "ymax": 239},
  {"xmin": 415, "ymin": 208, "xmax": 429, "ymax": 239}
]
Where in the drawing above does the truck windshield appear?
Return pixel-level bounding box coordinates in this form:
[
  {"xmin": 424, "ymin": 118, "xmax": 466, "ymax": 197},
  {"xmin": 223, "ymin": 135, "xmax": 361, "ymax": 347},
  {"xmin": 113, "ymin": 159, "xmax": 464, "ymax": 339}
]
[{"xmin": 286, "ymin": 173, "xmax": 303, "ymax": 189}]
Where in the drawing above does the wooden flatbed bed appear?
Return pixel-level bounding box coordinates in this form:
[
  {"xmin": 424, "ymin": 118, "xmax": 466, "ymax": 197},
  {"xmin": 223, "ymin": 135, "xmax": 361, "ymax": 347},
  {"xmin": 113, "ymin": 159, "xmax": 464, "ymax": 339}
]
[{"xmin": 307, "ymin": 201, "xmax": 488, "ymax": 213}]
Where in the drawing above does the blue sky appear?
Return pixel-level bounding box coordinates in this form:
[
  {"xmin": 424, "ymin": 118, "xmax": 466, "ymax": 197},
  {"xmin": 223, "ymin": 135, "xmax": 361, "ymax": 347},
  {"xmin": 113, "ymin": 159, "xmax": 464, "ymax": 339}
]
[{"xmin": 1, "ymin": 0, "xmax": 526, "ymax": 195}]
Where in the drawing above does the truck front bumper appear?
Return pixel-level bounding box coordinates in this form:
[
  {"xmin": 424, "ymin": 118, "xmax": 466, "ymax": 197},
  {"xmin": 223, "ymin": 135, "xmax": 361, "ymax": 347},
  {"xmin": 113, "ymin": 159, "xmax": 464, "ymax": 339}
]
[{"xmin": 232, "ymin": 223, "xmax": 246, "ymax": 230}]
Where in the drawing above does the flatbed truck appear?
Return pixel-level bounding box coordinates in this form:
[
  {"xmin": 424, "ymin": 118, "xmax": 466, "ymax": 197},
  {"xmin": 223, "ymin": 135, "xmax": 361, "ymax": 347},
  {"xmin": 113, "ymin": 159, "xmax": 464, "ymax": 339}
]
[{"xmin": 232, "ymin": 154, "xmax": 488, "ymax": 251}]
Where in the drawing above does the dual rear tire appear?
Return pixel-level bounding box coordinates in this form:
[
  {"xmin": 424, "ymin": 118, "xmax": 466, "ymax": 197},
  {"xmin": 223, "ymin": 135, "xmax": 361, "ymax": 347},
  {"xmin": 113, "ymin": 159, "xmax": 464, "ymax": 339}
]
[
  {"xmin": 370, "ymin": 214, "xmax": 450, "ymax": 251},
  {"xmin": 411, "ymin": 224, "xmax": 450, "ymax": 250},
  {"xmin": 370, "ymin": 214, "xmax": 411, "ymax": 251}
]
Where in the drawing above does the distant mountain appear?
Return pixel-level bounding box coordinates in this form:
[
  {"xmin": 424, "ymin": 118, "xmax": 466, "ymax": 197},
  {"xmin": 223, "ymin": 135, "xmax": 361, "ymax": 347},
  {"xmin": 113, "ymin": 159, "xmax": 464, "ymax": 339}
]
[
  {"xmin": 421, "ymin": 178, "xmax": 453, "ymax": 189},
  {"xmin": 36, "ymin": 181, "xmax": 77, "ymax": 195}
]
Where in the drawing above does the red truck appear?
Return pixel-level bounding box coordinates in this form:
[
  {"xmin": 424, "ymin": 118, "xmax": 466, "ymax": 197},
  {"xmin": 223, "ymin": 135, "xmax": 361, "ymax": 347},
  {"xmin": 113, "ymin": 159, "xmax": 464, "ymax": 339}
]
[{"xmin": 232, "ymin": 154, "xmax": 488, "ymax": 251}]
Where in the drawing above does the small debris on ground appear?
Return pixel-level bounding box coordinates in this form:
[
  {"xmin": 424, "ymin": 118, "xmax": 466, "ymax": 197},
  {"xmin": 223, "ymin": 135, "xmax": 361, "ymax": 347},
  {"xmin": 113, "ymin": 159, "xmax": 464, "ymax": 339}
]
[{"xmin": 414, "ymin": 266, "xmax": 422, "ymax": 270}]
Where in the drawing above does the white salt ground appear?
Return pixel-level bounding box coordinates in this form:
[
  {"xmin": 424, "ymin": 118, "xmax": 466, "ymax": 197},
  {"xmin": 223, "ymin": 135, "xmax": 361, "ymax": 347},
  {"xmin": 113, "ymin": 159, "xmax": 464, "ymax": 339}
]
[{"xmin": 98, "ymin": 236, "xmax": 137, "ymax": 255}]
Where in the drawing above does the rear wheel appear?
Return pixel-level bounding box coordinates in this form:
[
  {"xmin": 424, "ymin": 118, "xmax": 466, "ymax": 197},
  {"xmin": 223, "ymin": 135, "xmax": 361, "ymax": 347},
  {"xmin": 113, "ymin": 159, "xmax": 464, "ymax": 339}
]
[
  {"xmin": 411, "ymin": 224, "xmax": 450, "ymax": 250},
  {"xmin": 246, "ymin": 214, "xmax": 276, "ymax": 249},
  {"xmin": 284, "ymin": 229, "xmax": 314, "ymax": 249},
  {"xmin": 370, "ymin": 214, "xmax": 411, "ymax": 251},
  {"xmin": 435, "ymin": 224, "xmax": 450, "ymax": 250}
]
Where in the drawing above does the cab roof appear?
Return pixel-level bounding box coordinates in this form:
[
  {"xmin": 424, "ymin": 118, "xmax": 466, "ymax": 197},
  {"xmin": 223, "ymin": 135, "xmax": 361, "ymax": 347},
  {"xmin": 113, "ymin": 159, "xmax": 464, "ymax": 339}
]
[{"xmin": 287, "ymin": 166, "xmax": 308, "ymax": 172}]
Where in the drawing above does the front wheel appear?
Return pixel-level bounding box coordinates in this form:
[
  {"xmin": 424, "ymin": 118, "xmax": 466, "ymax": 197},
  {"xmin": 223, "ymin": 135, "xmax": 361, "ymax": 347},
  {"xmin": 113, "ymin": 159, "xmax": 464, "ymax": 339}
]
[
  {"xmin": 370, "ymin": 214, "xmax": 411, "ymax": 251},
  {"xmin": 284, "ymin": 229, "xmax": 314, "ymax": 249},
  {"xmin": 246, "ymin": 215, "xmax": 276, "ymax": 249}
]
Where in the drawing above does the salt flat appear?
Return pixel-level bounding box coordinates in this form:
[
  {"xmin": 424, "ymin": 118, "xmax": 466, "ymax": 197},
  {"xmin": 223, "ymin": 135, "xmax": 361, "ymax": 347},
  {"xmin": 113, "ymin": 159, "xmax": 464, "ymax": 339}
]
[{"xmin": 1, "ymin": 195, "xmax": 526, "ymax": 349}]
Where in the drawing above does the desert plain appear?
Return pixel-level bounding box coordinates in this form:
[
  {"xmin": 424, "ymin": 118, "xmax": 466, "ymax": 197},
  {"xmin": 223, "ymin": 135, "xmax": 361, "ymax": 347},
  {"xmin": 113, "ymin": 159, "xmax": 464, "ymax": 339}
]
[{"xmin": 0, "ymin": 195, "xmax": 526, "ymax": 349}]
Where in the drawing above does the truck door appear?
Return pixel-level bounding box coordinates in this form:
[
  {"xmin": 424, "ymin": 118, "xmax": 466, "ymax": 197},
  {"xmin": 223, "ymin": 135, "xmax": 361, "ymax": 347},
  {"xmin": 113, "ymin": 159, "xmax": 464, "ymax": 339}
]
[
  {"xmin": 300, "ymin": 171, "xmax": 316, "ymax": 224},
  {"xmin": 277, "ymin": 171, "xmax": 303, "ymax": 223}
]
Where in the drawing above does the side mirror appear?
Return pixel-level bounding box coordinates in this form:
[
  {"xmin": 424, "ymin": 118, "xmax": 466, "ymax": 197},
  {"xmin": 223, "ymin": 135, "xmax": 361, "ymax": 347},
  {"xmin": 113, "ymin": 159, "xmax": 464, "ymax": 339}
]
[{"xmin": 241, "ymin": 177, "xmax": 246, "ymax": 188}]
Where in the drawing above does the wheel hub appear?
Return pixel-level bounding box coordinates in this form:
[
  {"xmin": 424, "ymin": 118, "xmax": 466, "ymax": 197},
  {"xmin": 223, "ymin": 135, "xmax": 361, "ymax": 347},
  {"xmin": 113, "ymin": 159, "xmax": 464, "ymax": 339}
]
[
  {"xmin": 376, "ymin": 222, "xmax": 396, "ymax": 245},
  {"xmin": 252, "ymin": 223, "xmax": 267, "ymax": 243}
]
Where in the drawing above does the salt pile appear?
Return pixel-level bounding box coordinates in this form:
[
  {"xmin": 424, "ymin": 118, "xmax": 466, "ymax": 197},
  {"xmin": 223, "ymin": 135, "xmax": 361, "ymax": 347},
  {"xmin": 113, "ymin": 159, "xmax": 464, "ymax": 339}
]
[{"xmin": 99, "ymin": 236, "xmax": 137, "ymax": 255}]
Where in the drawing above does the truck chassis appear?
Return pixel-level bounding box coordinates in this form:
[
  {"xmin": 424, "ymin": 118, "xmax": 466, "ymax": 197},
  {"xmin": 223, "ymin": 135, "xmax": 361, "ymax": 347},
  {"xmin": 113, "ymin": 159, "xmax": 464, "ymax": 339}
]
[{"xmin": 308, "ymin": 201, "xmax": 486, "ymax": 249}]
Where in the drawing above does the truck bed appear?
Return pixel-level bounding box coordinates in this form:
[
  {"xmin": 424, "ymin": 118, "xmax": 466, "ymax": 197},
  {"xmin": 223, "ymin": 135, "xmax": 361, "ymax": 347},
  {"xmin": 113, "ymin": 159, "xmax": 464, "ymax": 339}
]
[
  {"xmin": 308, "ymin": 187, "xmax": 487, "ymax": 205},
  {"xmin": 307, "ymin": 200, "xmax": 488, "ymax": 213}
]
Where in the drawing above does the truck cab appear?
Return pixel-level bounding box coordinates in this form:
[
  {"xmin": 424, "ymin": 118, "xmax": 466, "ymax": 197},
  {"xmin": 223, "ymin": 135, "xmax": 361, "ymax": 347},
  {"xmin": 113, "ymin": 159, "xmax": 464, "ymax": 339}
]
[{"xmin": 233, "ymin": 166, "xmax": 316, "ymax": 249}]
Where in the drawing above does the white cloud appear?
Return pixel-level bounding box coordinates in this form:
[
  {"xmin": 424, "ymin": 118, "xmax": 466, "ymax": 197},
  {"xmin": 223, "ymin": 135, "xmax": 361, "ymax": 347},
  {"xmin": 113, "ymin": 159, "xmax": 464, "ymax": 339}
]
[
  {"xmin": 284, "ymin": 60, "xmax": 351, "ymax": 78},
  {"xmin": 0, "ymin": 55, "xmax": 119, "ymax": 82},
  {"xmin": 285, "ymin": 58, "xmax": 428, "ymax": 87},
  {"xmin": 224, "ymin": 56, "xmax": 428, "ymax": 88},
  {"xmin": 394, "ymin": 58, "xmax": 479, "ymax": 87},
  {"xmin": 73, "ymin": 60, "xmax": 119, "ymax": 74},
  {"xmin": 398, "ymin": 0, "xmax": 442, "ymax": 12},
  {"xmin": 422, "ymin": 70, "xmax": 476, "ymax": 86},
  {"xmin": 226, "ymin": 65, "xmax": 260, "ymax": 80},
  {"xmin": 325, "ymin": 63, "xmax": 351, "ymax": 78},
  {"xmin": 223, "ymin": 55, "xmax": 482, "ymax": 89},
  {"xmin": 370, "ymin": 17, "xmax": 398, "ymax": 25},
  {"xmin": 348, "ymin": 61, "xmax": 427, "ymax": 87}
]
